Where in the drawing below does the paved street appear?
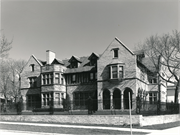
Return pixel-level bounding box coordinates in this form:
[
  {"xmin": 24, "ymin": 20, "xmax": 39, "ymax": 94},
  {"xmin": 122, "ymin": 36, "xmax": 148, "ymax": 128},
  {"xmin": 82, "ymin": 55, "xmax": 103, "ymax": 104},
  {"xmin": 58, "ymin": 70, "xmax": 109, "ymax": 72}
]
[{"xmin": 0, "ymin": 121, "xmax": 179, "ymax": 135}]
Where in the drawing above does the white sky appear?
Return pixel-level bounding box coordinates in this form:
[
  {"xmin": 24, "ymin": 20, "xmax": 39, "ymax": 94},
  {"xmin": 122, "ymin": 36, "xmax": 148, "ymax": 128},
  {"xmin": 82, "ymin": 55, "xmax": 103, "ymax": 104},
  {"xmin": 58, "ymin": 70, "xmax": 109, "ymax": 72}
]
[{"xmin": 1, "ymin": 0, "xmax": 179, "ymax": 61}]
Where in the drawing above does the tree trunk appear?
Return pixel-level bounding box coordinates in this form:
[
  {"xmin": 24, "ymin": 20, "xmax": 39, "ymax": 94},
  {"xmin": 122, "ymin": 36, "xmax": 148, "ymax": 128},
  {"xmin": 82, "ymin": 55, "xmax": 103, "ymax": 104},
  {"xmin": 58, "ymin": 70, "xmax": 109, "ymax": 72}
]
[{"xmin": 174, "ymin": 80, "xmax": 180, "ymax": 103}]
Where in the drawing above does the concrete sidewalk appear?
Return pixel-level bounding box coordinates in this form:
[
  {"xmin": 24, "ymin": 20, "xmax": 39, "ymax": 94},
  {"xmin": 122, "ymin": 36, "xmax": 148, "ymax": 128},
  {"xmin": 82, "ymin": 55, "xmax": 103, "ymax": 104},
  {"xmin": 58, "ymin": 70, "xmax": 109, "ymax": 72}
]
[
  {"xmin": 0, "ymin": 121, "xmax": 157, "ymax": 133},
  {"xmin": 147, "ymin": 126, "xmax": 180, "ymax": 135},
  {"xmin": 0, "ymin": 129, "xmax": 63, "ymax": 135},
  {"xmin": 0, "ymin": 121, "xmax": 180, "ymax": 135}
]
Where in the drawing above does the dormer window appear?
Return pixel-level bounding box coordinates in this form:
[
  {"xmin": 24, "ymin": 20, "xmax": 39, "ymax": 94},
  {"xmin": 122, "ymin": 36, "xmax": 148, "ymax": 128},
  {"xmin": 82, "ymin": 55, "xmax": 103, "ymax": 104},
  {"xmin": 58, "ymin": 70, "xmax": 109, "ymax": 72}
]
[
  {"xmin": 111, "ymin": 48, "xmax": 119, "ymax": 58},
  {"xmin": 88, "ymin": 53, "xmax": 99, "ymax": 66},
  {"xmin": 71, "ymin": 61, "xmax": 78, "ymax": 68},
  {"xmin": 68, "ymin": 56, "xmax": 81, "ymax": 69},
  {"xmin": 30, "ymin": 64, "xmax": 35, "ymax": 72}
]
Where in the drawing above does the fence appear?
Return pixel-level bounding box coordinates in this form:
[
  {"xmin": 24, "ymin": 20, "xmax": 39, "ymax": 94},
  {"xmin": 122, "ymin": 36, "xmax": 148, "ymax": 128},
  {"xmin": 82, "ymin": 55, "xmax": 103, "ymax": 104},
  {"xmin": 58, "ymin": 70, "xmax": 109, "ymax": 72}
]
[{"xmin": 0, "ymin": 98, "xmax": 179, "ymax": 115}]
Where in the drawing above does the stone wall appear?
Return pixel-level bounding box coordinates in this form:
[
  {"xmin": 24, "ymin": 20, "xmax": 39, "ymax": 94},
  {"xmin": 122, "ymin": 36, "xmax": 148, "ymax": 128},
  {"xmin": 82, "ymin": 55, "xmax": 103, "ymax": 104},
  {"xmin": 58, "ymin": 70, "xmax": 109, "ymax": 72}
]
[
  {"xmin": 0, "ymin": 114, "xmax": 179, "ymax": 127},
  {"xmin": 0, "ymin": 115, "xmax": 140, "ymax": 126},
  {"xmin": 140, "ymin": 114, "xmax": 180, "ymax": 126}
]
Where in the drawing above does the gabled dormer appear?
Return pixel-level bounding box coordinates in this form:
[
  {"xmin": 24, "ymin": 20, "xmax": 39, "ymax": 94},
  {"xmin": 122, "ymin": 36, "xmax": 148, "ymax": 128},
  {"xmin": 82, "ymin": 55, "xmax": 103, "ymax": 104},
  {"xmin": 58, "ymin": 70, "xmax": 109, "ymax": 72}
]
[
  {"xmin": 51, "ymin": 58, "xmax": 64, "ymax": 65},
  {"xmin": 68, "ymin": 56, "xmax": 82, "ymax": 68},
  {"xmin": 88, "ymin": 53, "xmax": 99, "ymax": 66}
]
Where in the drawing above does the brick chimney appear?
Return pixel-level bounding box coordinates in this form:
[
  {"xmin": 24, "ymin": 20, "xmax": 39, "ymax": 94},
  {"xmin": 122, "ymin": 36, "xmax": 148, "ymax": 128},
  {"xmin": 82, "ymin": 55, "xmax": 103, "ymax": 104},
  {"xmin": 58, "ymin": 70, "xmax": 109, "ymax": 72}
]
[{"xmin": 46, "ymin": 50, "xmax": 55, "ymax": 65}]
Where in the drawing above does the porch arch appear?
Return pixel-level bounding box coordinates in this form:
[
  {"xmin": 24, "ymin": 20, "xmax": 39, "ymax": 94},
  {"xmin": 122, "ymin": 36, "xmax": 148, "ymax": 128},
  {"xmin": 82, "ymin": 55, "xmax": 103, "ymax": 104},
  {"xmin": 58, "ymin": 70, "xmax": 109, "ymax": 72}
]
[
  {"xmin": 103, "ymin": 89, "xmax": 110, "ymax": 109},
  {"xmin": 124, "ymin": 88, "xmax": 133, "ymax": 109},
  {"xmin": 113, "ymin": 88, "xmax": 121, "ymax": 109}
]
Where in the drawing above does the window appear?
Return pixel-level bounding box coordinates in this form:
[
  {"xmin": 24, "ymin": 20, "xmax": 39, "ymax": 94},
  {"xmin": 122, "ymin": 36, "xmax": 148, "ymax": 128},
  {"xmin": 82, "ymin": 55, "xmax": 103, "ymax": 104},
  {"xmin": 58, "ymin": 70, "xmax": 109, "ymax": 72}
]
[
  {"xmin": 72, "ymin": 74, "xmax": 76, "ymax": 82},
  {"xmin": 90, "ymin": 59, "xmax": 97, "ymax": 66},
  {"xmin": 29, "ymin": 77, "xmax": 37, "ymax": 88},
  {"xmin": 149, "ymin": 78, "xmax": 157, "ymax": 84},
  {"xmin": 42, "ymin": 93, "xmax": 52, "ymax": 106},
  {"xmin": 55, "ymin": 73, "xmax": 60, "ymax": 84},
  {"xmin": 119, "ymin": 66, "xmax": 123, "ymax": 79},
  {"xmin": 42, "ymin": 73, "xmax": 53, "ymax": 85},
  {"xmin": 112, "ymin": 66, "xmax": 118, "ymax": 78},
  {"xmin": 55, "ymin": 93, "xmax": 60, "ymax": 105},
  {"xmin": 110, "ymin": 65, "xmax": 124, "ymax": 80},
  {"xmin": 111, "ymin": 48, "xmax": 119, "ymax": 58},
  {"xmin": 90, "ymin": 73, "xmax": 94, "ymax": 80},
  {"xmin": 149, "ymin": 92, "xmax": 157, "ymax": 104},
  {"xmin": 61, "ymin": 78, "xmax": 64, "ymax": 85},
  {"xmin": 42, "ymin": 75, "xmax": 46, "ymax": 85},
  {"xmin": 30, "ymin": 64, "xmax": 35, "ymax": 72}
]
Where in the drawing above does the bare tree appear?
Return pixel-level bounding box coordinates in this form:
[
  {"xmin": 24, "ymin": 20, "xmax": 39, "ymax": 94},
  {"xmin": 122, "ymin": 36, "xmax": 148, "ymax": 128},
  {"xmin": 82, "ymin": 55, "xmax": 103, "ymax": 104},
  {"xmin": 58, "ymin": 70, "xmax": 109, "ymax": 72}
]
[
  {"xmin": 0, "ymin": 33, "xmax": 12, "ymax": 59},
  {"xmin": 0, "ymin": 60, "xmax": 12, "ymax": 103},
  {"xmin": 140, "ymin": 30, "xmax": 180, "ymax": 103},
  {"xmin": 0, "ymin": 59, "xmax": 26, "ymax": 103}
]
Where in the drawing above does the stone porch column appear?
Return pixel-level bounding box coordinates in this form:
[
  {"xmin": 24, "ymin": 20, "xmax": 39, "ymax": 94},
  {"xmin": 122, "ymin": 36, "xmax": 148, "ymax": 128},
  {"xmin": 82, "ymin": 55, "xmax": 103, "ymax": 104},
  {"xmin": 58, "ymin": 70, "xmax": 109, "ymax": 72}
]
[
  {"xmin": 110, "ymin": 92, "xmax": 113, "ymax": 109},
  {"xmin": 121, "ymin": 93, "xmax": 124, "ymax": 111},
  {"xmin": 41, "ymin": 94, "xmax": 44, "ymax": 108}
]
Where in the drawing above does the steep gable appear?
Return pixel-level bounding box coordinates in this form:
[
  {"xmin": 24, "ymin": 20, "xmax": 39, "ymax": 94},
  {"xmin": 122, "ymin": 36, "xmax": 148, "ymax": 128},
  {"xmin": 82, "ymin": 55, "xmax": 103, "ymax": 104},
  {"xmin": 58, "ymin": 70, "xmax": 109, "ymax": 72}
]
[{"xmin": 98, "ymin": 37, "xmax": 136, "ymax": 80}]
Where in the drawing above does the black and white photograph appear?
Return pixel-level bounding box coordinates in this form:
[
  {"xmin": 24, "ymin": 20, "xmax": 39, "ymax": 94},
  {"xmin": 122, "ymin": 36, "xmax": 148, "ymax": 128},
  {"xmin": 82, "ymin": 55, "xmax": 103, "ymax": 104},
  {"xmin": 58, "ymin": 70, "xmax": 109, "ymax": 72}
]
[{"xmin": 0, "ymin": 0, "xmax": 180, "ymax": 134}]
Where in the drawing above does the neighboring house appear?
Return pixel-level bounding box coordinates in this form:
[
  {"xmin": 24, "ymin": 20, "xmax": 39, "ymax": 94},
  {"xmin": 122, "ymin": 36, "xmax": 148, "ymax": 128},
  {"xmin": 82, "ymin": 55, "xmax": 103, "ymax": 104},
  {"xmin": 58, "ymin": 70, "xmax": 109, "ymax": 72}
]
[{"xmin": 20, "ymin": 37, "xmax": 169, "ymax": 111}]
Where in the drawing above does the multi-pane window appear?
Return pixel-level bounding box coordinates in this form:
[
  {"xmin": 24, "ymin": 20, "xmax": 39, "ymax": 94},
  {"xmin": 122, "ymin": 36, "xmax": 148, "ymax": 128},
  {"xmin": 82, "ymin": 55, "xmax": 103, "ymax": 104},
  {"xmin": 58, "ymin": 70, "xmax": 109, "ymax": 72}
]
[
  {"xmin": 42, "ymin": 93, "xmax": 53, "ymax": 106},
  {"xmin": 149, "ymin": 92, "xmax": 157, "ymax": 104},
  {"xmin": 110, "ymin": 65, "xmax": 124, "ymax": 79},
  {"xmin": 55, "ymin": 73, "xmax": 60, "ymax": 84},
  {"xmin": 42, "ymin": 73, "xmax": 53, "ymax": 85},
  {"xmin": 149, "ymin": 78, "xmax": 157, "ymax": 84},
  {"xmin": 112, "ymin": 66, "xmax": 118, "ymax": 78},
  {"xmin": 29, "ymin": 77, "xmax": 37, "ymax": 88}
]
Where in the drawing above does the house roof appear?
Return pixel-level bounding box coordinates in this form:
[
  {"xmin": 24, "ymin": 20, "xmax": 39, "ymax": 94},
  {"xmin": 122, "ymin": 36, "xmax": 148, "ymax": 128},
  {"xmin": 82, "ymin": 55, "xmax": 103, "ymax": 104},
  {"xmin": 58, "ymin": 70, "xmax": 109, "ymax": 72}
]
[
  {"xmin": 68, "ymin": 55, "xmax": 82, "ymax": 63},
  {"xmin": 73, "ymin": 84, "xmax": 96, "ymax": 92},
  {"xmin": 141, "ymin": 57, "xmax": 158, "ymax": 72},
  {"xmin": 64, "ymin": 56, "xmax": 96, "ymax": 73},
  {"xmin": 26, "ymin": 88, "xmax": 41, "ymax": 95},
  {"xmin": 51, "ymin": 58, "xmax": 64, "ymax": 65}
]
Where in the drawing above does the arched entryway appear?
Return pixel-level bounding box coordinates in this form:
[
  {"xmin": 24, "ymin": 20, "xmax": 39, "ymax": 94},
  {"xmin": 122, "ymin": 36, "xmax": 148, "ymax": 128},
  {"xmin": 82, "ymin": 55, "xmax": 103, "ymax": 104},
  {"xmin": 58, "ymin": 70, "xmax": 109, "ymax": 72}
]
[
  {"xmin": 124, "ymin": 88, "xmax": 133, "ymax": 109},
  {"xmin": 103, "ymin": 89, "xmax": 110, "ymax": 109},
  {"xmin": 113, "ymin": 89, "xmax": 121, "ymax": 109}
]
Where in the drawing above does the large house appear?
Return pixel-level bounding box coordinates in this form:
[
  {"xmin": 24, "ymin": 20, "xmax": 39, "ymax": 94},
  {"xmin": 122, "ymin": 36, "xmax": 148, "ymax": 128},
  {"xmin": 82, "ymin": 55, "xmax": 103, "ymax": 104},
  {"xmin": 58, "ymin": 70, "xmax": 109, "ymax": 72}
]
[{"xmin": 20, "ymin": 37, "xmax": 168, "ymax": 111}]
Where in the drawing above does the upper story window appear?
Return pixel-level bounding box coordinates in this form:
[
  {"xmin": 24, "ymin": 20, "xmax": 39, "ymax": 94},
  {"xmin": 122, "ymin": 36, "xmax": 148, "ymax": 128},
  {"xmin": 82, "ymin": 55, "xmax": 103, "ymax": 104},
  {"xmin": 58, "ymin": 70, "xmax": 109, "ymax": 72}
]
[
  {"xmin": 149, "ymin": 78, "xmax": 157, "ymax": 84},
  {"xmin": 90, "ymin": 73, "xmax": 94, "ymax": 80},
  {"xmin": 71, "ymin": 61, "xmax": 78, "ymax": 68},
  {"xmin": 55, "ymin": 73, "xmax": 60, "ymax": 84},
  {"xmin": 72, "ymin": 74, "xmax": 76, "ymax": 82},
  {"xmin": 29, "ymin": 77, "xmax": 37, "ymax": 88},
  {"xmin": 68, "ymin": 56, "xmax": 81, "ymax": 69},
  {"xmin": 110, "ymin": 65, "xmax": 124, "ymax": 80},
  {"xmin": 111, "ymin": 48, "xmax": 119, "ymax": 58},
  {"xmin": 88, "ymin": 53, "xmax": 99, "ymax": 66},
  {"xmin": 42, "ymin": 73, "xmax": 53, "ymax": 85},
  {"xmin": 30, "ymin": 64, "xmax": 35, "ymax": 72}
]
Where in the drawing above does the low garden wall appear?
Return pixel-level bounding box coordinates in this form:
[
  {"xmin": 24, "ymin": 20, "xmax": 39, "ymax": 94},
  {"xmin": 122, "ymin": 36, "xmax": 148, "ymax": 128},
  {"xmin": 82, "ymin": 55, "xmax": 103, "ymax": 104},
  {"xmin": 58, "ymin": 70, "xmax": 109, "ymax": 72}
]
[
  {"xmin": 0, "ymin": 114, "xmax": 179, "ymax": 127},
  {"xmin": 140, "ymin": 114, "xmax": 180, "ymax": 126}
]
